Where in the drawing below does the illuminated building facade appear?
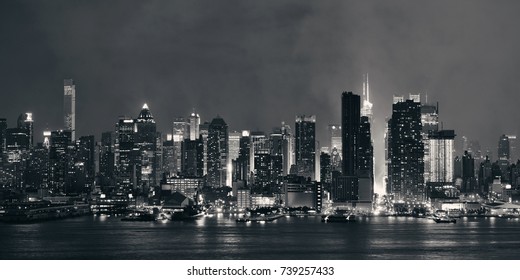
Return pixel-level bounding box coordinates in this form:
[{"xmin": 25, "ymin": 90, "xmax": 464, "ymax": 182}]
[
  {"xmin": 207, "ymin": 116, "xmax": 229, "ymax": 187},
  {"xmin": 63, "ymin": 79, "xmax": 76, "ymax": 141},
  {"xmin": 388, "ymin": 99, "xmax": 425, "ymax": 201}
]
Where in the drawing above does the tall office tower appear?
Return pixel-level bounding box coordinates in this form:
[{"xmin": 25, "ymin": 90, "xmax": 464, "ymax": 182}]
[
  {"xmin": 361, "ymin": 73, "xmax": 374, "ymax": 123},
  {"xmin": 506, "ymin": 135, "xmax": 517, "ymax": 163},
  {"xmin": 388, "ymin": 99, "xmax": 425, "ymax": 201},
  {"xmin": 135, "ymin": 104, "xmax": 158, "ymax": 190},
  {"xmin": 5, "ymin": 127, "xmax": 30, "ymax": 154},
  {"xmin": 295, "ymin": 115, "xmax": 316, "ymax": 180},
  {"xmin": 0, "ymin": 118, "xmax": 7, "ymax": 161},
  {"xmin": 462, "ymin": 151, "xmax": 477, "ymax": 193},
  {"xmin": 421, "ymin": 103, "xmax": 439, "ymax": 133},
  {"xmin": 188, "ymin": 111, "xmax": 201, "ymax": 141},
  {"xmin": 270, "ymin": 128, "xmax": 284, "ymax": 183},
  {"xmin": 207, "ymin": 116, "xmax": 229, "ymax": 187},
  {"xmin": 253, "ymin": 152, "xmax": 271, "ymax": 189},
  {"xmin": 25, "ymin": 143, "xmax": 50, "ymax": 189},
  {"xmin": 357, "ymin": 116, "xmax": 374, "ymax": 202},
  {"xmin": 384, "ymin": 119, "xmax": 391, "ymax": 194},
  {"xmin": 173, "ymin": 118, "xmax": 189, "ymax": 174},
  {"xmin": 467, "ymin": 140, "xmax": 483, "ymax": 175},
  {"xmin": 341, "ymin": 92, "xmax": 360, "ymax": 176},
  {"xmin": 63, "ymin": 79, "xmax": 76, "ymax": 141},
  {"xmin": 43, "ymin": 130, "xmax": 51, "ymax": 149},
  {"xmin": 250, "ymin": 131, "xmax": 270, "ymax": 186},
  {"xmin": 181, "ymin": 138, "xmax": 204, "ymax": 177},
  {"xmin": 115, "ymin": 116, "xmax": 135, "ymax": 193},
  {"xmin": 320, "ymin": 152, "xmax": 332, "ymax": 185},
  {"xmin": 236, "ymin": 130, "xmax": 251, "ymax": 182},
  {"xmin": 228, "ymin": 131, "xmax": 241, "ymax": 161},
  {"xmin": 478, "ymin": 156, "xmax": 492, "ymax": 194},
  {"xmin": 99, "ymin": 132, "xmax": 115, "ymax": 187},
  {"xmin": 17, "ymin": 113, "xmax": 34, "ymax": 148},
  {"xmin": 281, "ymin": 122, "xmax": 294, "ymax": 175},
  {"xmin": 199, "ymin": 122, "xmax": 210, "ymax": 176},
  {"xmin": 76, "ymin": 135, "xmax": 96, "ymax": 191},
  {"xmin": 428, "ymin": 130, "xmax": 455, "ymax": 183},
  {"xmin": 328, "ymin": 124, "xmax": 342, "ymax": 154},
  {"xmin": 162, "ymin": 135, "xmax": 175, "ymax": 177},
  {"xmin": 49, "ymin": 130, "xmax": 72, "ymax": 194},
  {"xmin": 454, "ymin": 156, "xmax": 462, "ymax": 181},
  {"xmin": 328, "ymin": 124, "xmax": 342, "ymax": 171},
  {"xmin": 331, "ymin": 92, "xmax": 361, "ymax": 202},
  {"xmin": 421, "ymin": 102, "xmax": 439, "ymax": 183},
  {"xmin": 498, "ymin": 134, "xmax": 510, "ymax": 161}
]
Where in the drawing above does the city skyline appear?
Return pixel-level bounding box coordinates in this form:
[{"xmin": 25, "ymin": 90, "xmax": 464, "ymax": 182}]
[
  {"xmin": 2, "ymin": 2, "xmax": 520, "ymax": 199},
  {"xmin": 4, "ymin": 1, "xmax": 520, "ymax": 264},
  {"xmin": 2, "ymin": 1, "xmax": 520, "ymax": 154}
]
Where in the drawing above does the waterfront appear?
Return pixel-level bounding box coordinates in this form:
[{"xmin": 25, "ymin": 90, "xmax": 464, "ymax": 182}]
[{"xmin": 1, "ymin": 215, "xmax": 520, "ymax": 260}]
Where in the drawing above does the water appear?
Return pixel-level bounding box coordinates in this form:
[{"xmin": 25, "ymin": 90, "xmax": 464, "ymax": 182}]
[{"xmin": 1, "ymin": 215, "xmax": 520, "ymax": 260}]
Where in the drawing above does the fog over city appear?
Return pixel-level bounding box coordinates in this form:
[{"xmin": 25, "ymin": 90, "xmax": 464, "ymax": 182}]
[{"xmin": 2, "ymin": 1, "xmax": 520, "ymax": 194}]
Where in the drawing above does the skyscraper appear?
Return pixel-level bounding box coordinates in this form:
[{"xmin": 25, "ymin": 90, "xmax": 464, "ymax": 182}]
[
  {"xmin": 64, "ymin": 79, "xmax": 76, "ymax": 141},
  {"xmin": 0, "ymin": 118, "xmax": 7, "ymax": 161},
  {"xmin": 295, "ymin": 115, "xmax": 316, "ymax": 180},
  {"xmin": 427, "ymin": 130, "xmax": 455, "ymax": 183},
  {"xmin": 269, "ymin": 128, "xmax": 284, "ymax": 183},
  {"xmin": 328, "ymin": 124, "xmax": 342, "ymax": 171},
  {"xmin": 361, "ymin": 74, "xmax": 373, "ymax": 123},
  {"xmin": 421, "ymin": 102, "xmax": 439, "ymax": 183},
  {"xmin": 189, "ymin": 112, "xmax": 201, "ymax": 141},
  {"xmin": 207, "ymin": 116, "xmax": 229, "ymax": 187},
  {"xmin": 506, "ymin": 135, "xmax": 517, "ymax": 163},
  {"xmin": 115, "ymin": 116, "xmax": 135, "ymax": 193},
  {"xmin": 49, "ymin": 130, "xmax": 73, "ymax": 194},
  {"xmin": 135, "ymin": 103, "xmax": 158, "ymax": 190},
  {"xmin": 388, "ymin": 99, "xmax": 425, "ymax": 201},
  {"xmin": 99, "ymin": 131, "xmax": 115, "ymax": 187},
  {"xmin": 199, "ymin": 122, "xmax": 210, "ymax": 176},
  {"xmin": 462, "ymin": 151, "xmax": 477, "ymax": 193},
  {"xmin": 17, "ymin": 113, "xmax": 33, "ymax": 148},
  {"xmin": 228, "ymin": 131, "xmax": 241, "ymax": 161},
  {"xmin": 331, "ymin": 92, "xmax": 361, "ymax": 203},
  {"xmin": 498, "ymin": 134, "xmax": 510, "ymax": 161},
  {"xmin": 341, "ymin": 92, "xmax": 360, "ymax": 176},
  {"xmin": 181, "ymin": 138, "xmax": 204, "ymax": 177},
  {"xmin": 357, "ymin": 116, "xmax": 374, "ymax": 202},
  {"xmin": 76, "ymin": 135, "xmax": 96, "ymax": 189},
  {"xmin": 236, "ymin": 130, "xmax": 251, "ymax": 182},
  {"xmin": 281, "ymin": 122, "xmax": 294, "ymax": 176},
  {"xmin": 173, "ymin": 117, "xmax": 189, "ymax": 173}
]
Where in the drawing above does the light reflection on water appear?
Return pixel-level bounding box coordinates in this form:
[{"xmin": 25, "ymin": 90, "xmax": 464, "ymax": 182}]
[{"xmin": 1, "ymin": 215, "xmax": 520, "ymax": 259}]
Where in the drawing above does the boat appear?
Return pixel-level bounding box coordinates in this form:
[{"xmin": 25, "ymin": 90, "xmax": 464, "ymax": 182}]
[
  {"xmin": 321, "ymin": 211, "xmax": 356, "ymax": 223},
  {"xmin": 236, "ymin": 217, "xmax": 250, "ymax": 223},
  {"xmin": 433, "ymin": 215, "xmax": 457, "ymax": 223},
  {"xmin": 170, "ymin": 206, "xmax": 205, "ymax": 221},
  {"xmin": 121, "ymin": 211, "xmax": 156, "ymax": 221}
]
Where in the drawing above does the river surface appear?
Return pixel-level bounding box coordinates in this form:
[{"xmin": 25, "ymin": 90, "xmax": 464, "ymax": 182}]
[{"xmin": 1, "ymin": 214, "xmax": 519, "ymax": 260}]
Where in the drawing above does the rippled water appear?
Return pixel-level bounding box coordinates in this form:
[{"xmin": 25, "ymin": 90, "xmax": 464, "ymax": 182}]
[{"xmin": 1, "ymin": 215, "xmax": 520, "ymax": 260}]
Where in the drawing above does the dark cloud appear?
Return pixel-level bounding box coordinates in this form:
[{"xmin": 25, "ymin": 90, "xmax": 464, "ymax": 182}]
[{"xmin": 2, "ymin": 0, "xmax": 520, "ymax": 192}]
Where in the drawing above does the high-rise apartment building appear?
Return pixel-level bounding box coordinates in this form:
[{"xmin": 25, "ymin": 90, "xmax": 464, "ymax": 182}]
[{"xmin": 388, "ymin": 99, "xmax": 425, "ymax": 201}]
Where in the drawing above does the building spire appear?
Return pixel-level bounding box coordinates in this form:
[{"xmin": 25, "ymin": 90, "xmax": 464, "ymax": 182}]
[
  {"xmin": 366, "ymin": 73, "xmax": 370, "ymax": 103},
  {"xmin": 142, "ymin": 103, "xmax": 149, "ymax": 110}
]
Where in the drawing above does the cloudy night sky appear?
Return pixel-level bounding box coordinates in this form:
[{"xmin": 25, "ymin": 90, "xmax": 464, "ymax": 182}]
[{"xmin": 2, "ymin": 0, "xmax": 520, "ymax": 192}]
